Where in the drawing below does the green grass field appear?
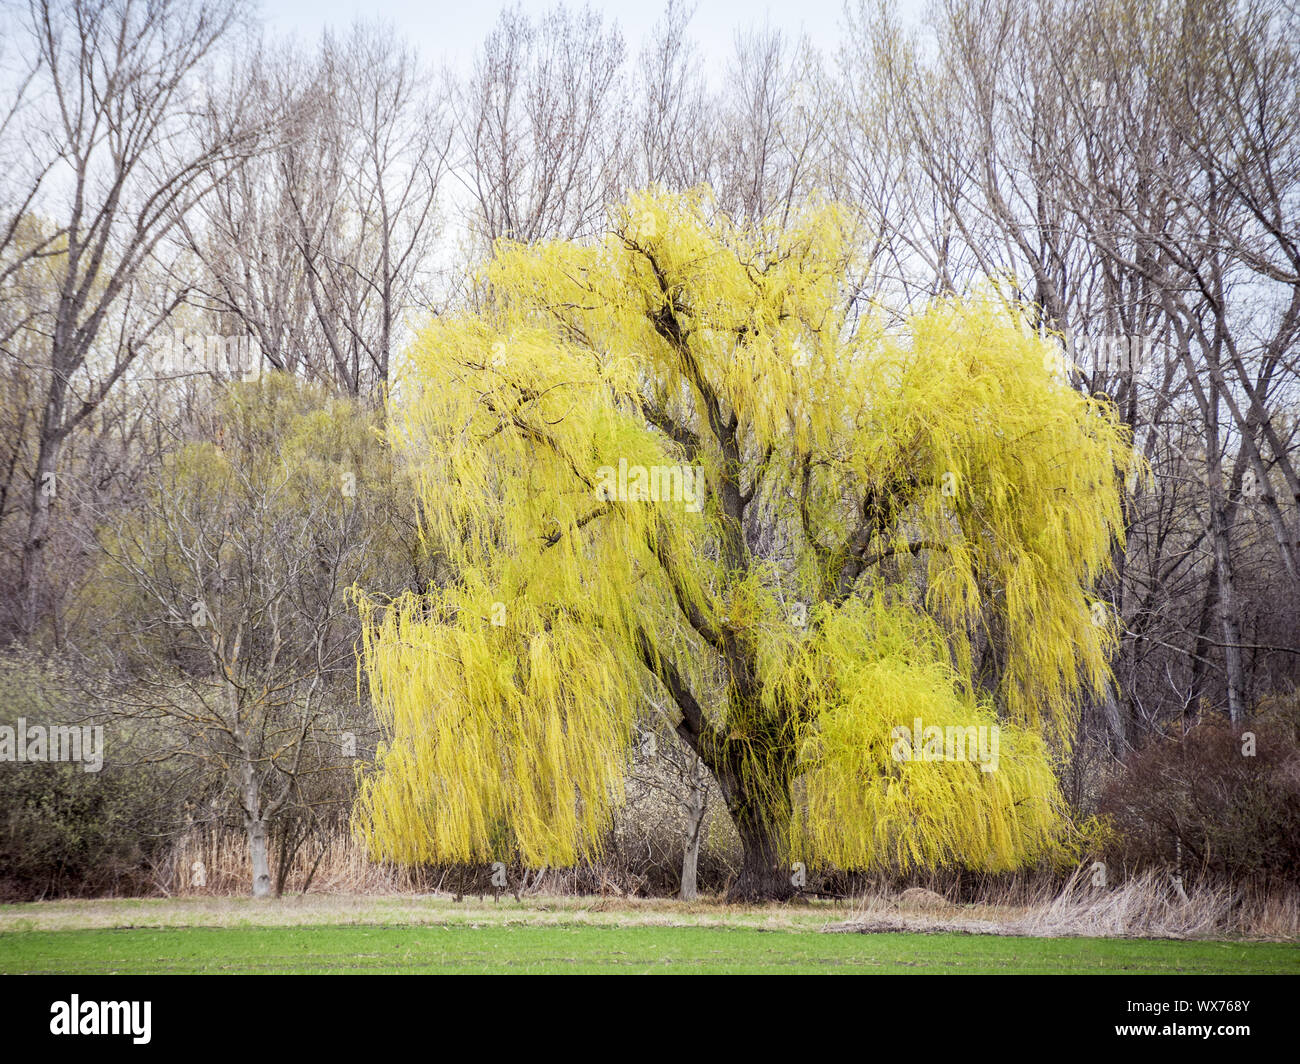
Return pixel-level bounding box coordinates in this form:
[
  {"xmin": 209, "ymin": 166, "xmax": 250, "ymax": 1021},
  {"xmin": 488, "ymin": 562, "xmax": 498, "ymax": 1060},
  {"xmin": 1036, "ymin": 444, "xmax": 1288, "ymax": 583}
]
[
  {"xmin": 1, "ymin": 896, "xmax": 1297, "ymax": 973},
  {"xmin": 4, "ymin": 923, "xmax": 1299, "ymax": 973}
]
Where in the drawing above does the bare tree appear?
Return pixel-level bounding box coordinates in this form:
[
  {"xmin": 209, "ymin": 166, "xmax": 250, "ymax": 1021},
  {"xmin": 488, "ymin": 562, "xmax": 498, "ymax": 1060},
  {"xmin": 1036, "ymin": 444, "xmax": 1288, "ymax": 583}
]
[
  {"xmin": 93, "ymin": 377, "xmax": 388, "ymax": 895},
  {"xmin": 715, "ymin": 26, "xmax": 827, "ymax": 226},
  {"xmin": 457, "ymin": 3, "xmax": 628, "ymax": 246},
  {"xmin": 182, "ymin": 24, "xmax": 450, "ymax": 398},
  {"xmin": 631, "ymin": 0, "xmax": 715, "ymax": 192},
  {"xmin": 0, "ymin": 0, "xmax": 260, "ymax": 638}
]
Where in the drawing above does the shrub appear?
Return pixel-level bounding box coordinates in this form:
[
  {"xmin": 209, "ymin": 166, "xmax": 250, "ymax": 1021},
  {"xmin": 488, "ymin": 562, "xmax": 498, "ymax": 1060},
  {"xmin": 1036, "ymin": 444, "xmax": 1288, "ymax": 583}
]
[
  {"xmin": 1097, "ymin": 698, "xmax": 1300, "ymax": 885},
  {"xmin": 0, "ymin": 652, "xmax": 183, "ymax": 899}
]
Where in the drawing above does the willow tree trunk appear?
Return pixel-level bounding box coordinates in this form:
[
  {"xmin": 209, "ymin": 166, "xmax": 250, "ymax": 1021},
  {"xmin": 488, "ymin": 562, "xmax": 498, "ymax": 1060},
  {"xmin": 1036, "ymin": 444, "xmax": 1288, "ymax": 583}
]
[
  {"xmin": 729, "ymin": 814, "xmax": 796, "ymax": 902},
  {"xmin": 712, "ymin": 741, "xmax": 797, "ymax": 903}
]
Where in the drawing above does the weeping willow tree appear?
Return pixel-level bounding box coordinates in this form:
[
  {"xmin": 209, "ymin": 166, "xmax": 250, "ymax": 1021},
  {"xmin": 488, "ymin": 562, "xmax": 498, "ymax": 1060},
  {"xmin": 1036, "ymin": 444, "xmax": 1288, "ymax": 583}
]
[{"xmin": 354, "ymin": 187, "xmax": 1132, "ymax": 900}]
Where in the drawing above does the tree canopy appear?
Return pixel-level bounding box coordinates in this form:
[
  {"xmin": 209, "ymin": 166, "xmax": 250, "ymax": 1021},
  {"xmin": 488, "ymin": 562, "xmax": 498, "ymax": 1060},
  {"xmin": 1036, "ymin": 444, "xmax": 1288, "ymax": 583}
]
[{"xmin": 354, "ymin": 187, "xmax": 1133, "ymax": 899}]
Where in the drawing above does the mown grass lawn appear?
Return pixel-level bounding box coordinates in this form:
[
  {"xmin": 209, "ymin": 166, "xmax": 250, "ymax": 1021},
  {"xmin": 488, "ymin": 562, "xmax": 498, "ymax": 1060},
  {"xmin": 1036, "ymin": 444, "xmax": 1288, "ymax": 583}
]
[{"xmin": 2, "ymin": 923, "xmax": 1297, "ymax": 974}]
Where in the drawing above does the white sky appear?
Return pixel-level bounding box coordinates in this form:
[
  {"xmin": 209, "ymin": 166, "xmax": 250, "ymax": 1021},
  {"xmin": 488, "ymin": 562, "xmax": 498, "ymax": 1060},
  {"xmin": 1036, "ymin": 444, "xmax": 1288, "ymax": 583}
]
[{"xmin": 255, "ymin": 0, "xmax": 932, "ymax": 73}]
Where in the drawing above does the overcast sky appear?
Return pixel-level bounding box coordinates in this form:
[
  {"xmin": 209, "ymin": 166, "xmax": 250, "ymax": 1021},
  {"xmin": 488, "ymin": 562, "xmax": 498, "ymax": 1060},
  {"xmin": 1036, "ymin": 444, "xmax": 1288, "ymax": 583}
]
[{"xmin": 256, "ymin": 0, "xmax": 931, "ymax": 74}]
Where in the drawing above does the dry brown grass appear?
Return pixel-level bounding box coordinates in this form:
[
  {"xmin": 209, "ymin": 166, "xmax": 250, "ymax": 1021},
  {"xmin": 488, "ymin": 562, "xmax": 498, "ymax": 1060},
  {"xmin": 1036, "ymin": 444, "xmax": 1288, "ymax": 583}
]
[
  {"xmin": 0, "ymin": 891, "xmax": 848, "ymax": 934},
  {"xmin": 156, "ymin": 826, "xmax": 711, "ymax": 899},
  {"xmin": 831, "ymin": 865, "xmax": 1300, "ymax": 941},
  {"xmin": 159, "ymin": 828, "xmax": 417, "ymax": 896},
  {"xmin": 14, "ymin": 828, "xmax": 1292, "ymax": 942}
]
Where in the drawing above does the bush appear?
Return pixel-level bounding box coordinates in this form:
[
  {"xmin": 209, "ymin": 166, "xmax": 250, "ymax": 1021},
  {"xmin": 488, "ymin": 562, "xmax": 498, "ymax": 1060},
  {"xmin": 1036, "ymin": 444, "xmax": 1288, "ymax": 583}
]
[
  {"xmin": 0, "ymin": 652, "xmax": 183, "ymax": 899},
  {"xmin": 1097, "ymin": 698, "xmax": 1300, "ymax": 885}
]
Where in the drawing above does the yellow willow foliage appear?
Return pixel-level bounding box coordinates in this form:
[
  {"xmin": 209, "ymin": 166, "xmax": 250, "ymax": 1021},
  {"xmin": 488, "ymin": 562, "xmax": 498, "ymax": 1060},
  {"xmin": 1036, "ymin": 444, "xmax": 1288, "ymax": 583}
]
[
  {"xmin": 783, "ymin": 592, "xmax": 1067, "ymax": 871},
  {"xmin": 354, "ymin": 186, "xmax": 1132, "ymax": 872}
]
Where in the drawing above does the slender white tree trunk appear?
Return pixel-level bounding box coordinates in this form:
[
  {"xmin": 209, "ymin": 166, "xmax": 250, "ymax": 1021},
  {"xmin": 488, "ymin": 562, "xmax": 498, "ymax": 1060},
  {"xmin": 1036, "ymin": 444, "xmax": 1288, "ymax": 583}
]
[
  {"xmin": 238, "ymin": 752, "xmax": 272, "ymax": 897},
  {"xmin": 246, "ymin": 813, "xmax": 272, "ymax": 898},
  {"xmin": 679, "ymin": 754, "xmax": 707, "ymax": 901}
]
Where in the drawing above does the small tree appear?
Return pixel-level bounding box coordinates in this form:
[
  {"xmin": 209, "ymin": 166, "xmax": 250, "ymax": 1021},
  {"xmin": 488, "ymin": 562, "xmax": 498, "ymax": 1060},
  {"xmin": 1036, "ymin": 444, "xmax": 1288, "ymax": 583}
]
[
  {"xmin": 98, "ymin": 375, "xmax": 398, "ymax": 895},
  {"xmin": 355, "ymin": 188, "xmax": 1132, "ymax": 900}
]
